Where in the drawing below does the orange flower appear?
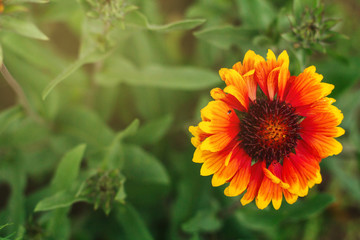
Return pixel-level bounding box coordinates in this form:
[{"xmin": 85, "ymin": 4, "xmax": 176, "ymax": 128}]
[{"xmin": 189, "ymin": 50, "xmax": 344, "ymax": 210}]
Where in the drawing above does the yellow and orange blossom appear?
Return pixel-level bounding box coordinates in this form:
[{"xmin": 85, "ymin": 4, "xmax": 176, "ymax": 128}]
[{"xmin": 189, "ymin": 50, "xmax": 344, "ymax": 210}]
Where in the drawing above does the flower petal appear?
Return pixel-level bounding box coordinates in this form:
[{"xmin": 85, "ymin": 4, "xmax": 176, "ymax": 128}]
[
  {"xmin": 272, "ymin": 184, "xmax": 283, "ymax": 210},
  {"xmin": 267, "ymin": 67, "xmax": 280, "ymax": 100},
  {"xmin": 200, "ymin": 132, "xmax": 237, "ymax": 152},
  {"xmin": 278, "ymin": 60, "xmax": 290, "ymax": 101},
  {"xmin": 301, "ymin": 132, "xmax": 343, "ymax": 159},
  {"xmin": 212, "ymin": 147, "xmax": 243, "ymax": 187},
  {"xmin": 200, "ymin": 150, "xmax": 227, "ymax": 176},
  {"xmin": 210, "ymin": 88, "xmax": 243, "ymax": 111},
  {"xmin": 192, "ymin": 147, "xmax": 205, "ymax": 163},
  {"xmin": 224, "ymin": 149, "xmax": 252, "ymax": 196},
  {"xmin": 240, "ymin": 161, "xmax": 264, "ymax": 205},
  {"xmin": 282, "ymin": 157, "xmax": 302, "ymax": 194},
  {"xmin": 285, "ymin": 66, "xmax": 334, "ymax": 107},
  {"xmin": 255, "ymin": 49, "xmax": 289, "ymax": 99},
  {"xmin": 199, "ymin": 101, "xmax": 240, "ymax": 152},
  {"xmin": 262, "ymin": 161, "xmax": 289, "ymax": 189},
  {"xmin": 256, "ymin": 176, "xmax": 274, "ymax": 209},
  {"xmin": 189, "ymin": 126, "xmax": 209, "ymax": 147},
  {"xmin": 223, "ymin": 85, "xmax": 249, "ymax": 111},
  {"xmin": 232, "ymin": 50, "xmax": 264, "ymax": 101},
  {"xmin": 233, "ymin": 50, "xmax": 264, "ymax": 75},
  {"xmin": 219, "ymin": 68, "xmax": 248, "ymax": 92},
  {"xmin": 283, "ymin": 189, "xmax": 298, "ymax": 204}
]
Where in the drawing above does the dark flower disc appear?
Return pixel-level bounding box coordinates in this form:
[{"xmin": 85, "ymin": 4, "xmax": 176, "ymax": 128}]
[{"xmin": 239, "ymin": 98, "xmax": 302, "ymax": 164}]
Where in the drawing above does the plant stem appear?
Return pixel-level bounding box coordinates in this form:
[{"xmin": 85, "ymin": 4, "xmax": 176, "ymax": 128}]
[{"xmin": 0, "ymin": 63, "xmax": 43, "ymax": 123}]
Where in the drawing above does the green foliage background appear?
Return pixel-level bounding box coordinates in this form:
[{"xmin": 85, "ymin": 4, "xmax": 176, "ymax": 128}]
[{"xmin": 0, "ymin": 0, "xmax": 359, "ymax": 239}]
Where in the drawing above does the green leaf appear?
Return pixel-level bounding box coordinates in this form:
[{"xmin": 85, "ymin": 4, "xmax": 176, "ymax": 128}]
[
  {"xmin": 1, "ymin": 16, "xmax": 48, "ymax": 40},
  {"xmin": 127, "ymin": 114, "xmax": 173, "ymax": 145},
  {"xmin": 126, "ymin": 65, "xmax": 219, "ymax": 90},
  {"xmin": 322, "ymin": 32, "xmax": 349, "ymax": 43},
  {"xmin": 252, "ymin": 35, "xmax": 272, "ymax": 47},
  {"xmin": 235, "ymin": 194, "xmax": 335, "ymax": 231},
  {"xmin": 236, "ymin": 0, "xmax": 275, "ymax": 29},
  {"xmin": 0, "ymin": 233, "xmax": 16, "ymax": 240},
  {"xmin": 116, "ymin": 204, "xmax": 154, "ymax": 240},
  {"xmin": 148, "ymin": 19, "xmax": 206, "ymax": 32},
  {"xmin": 126, "ymin": 11, "xmax": 205, "ymax": 32},
  {"xmin": 0, "ymin": 224, "xmax": 18, "ymax": 240},
  {"xmin": 115, "ymin": 119, "xmax": 140, "ymax": 142},
  {"xmin": 313, "ymin": 0, "xmax": 321, "ymax": 8},
  {"xmin": 282, "ymin": 32, "xmax": 298, "ymax": 43},
  {"xmin": 0, "ymin": 118, "xmax": 49, "ymax": 148},
  {"xmin": 323, "ymin": 18, "xmax": 341, "ymax": 30},
  {"xmin": 51, "ymin": 144, "xmax": 86, "ymax": 191},
  {"xmin": 115, "ymin": 176, "xmax": 127, "ymax": 204},
  {"xmin": 96, "ymin": 57, "xmax": 220, "ymax": 90},
  {"xmin": 46, "ymin": 210, "xmax": 71, "ymax": 240},
  {"xmin": 324, "ymin": 157, "xmax": 360, "ymax": 203},
  {"xmin": 235, "ymin": 207, "xmax": 284, "ymax": 231},
  {"xmin": 0, "ymin": 106, "xmax": 23, "ymax": 135},
  {"xmin": 101, "ymin": 141, "xmax": 124, "ymax": 170},
  {"xmin": 95, "ymin": 57, "xmax": 137, "ymax": 87},
  {"xmin": 123, "ymin": 145, "xmax": 170, "ymax": 185},
  {"xmin": 5, "ymin": 159, "xmax": 27, "ymax": 230},
  {"xmin": 287, "ymin": 194, "xmax": 335, "ymax": 221},
  {"xmin": 101, "ymin": 119, "xmax": 140, "ymax": 169},
  {"xmin": 302, "ymin": 216, "xmax": 321, "ymax": 240},
  {"xmin": 56, "ymin": 107, "xmax": 114, "ymax": 149},
  {"xmin": 182, "ymin": 210, "xmax": 222, "ymax": 234},
  {"xmin": 94, "ymin": 86, "xmax": 119, "ymax": 120},
  {"xmin": 78, "ymin": 17, "xmax": 116, "ymax": 60},
  {"xmin": 189, "ymin": 234, "xmax": 201, "ymax": 240},
  {"xmin": 194, "ymin": 26, "xmax": 259, "ymax": 50},
  {"xmin": 0, "ymin": 223, "xmax": 12, "ymax": 231},
  {"xmin": 293, "ymin": 0, "xmax": 303, "ymax": 21},
  {"xmin": 316, "ymin": 57, "xmax": 360, "ymax": 97},
  {"xmin": 42, "ymin": 58, "xmax": 86, "ymax": 100},
  {"xmin": 42, "ymin": 16, "xmax": 114, "ymax": 100},
  {"xmin": 1, "ymin": 32, "xmax": 76, "ymax": 75},
  {"xmin": 42, "ymin": 50, "xmax": 113, "ymax": 99},
  {"xmin": 34, "ymin": 190, "xmax": 88, "ymax": 212}
]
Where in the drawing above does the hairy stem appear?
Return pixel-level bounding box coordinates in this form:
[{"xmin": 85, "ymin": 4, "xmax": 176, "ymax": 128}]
[{"xmin": 1, "ymin": 63, "xmax": 43, "ymax": 123}]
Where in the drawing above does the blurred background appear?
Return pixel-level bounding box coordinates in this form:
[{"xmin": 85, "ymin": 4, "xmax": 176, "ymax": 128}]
[{"xmin": 0, "ymin": 0, "xmax": 359, "ymax": 239}]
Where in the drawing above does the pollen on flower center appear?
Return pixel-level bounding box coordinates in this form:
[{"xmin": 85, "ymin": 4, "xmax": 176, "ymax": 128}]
[
  {"xmin": 263, "ymin": 120, "xmax": 287, "ymax": 143},
  {"xmin": 239, "ymin": 98, "xmax": 302, "ymax": 164}
]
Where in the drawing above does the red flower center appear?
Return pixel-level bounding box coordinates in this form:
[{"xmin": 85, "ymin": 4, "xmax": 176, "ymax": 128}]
[{"xmin": 239, "ymin": 99, "xmax": 302, "ymax": 164}]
